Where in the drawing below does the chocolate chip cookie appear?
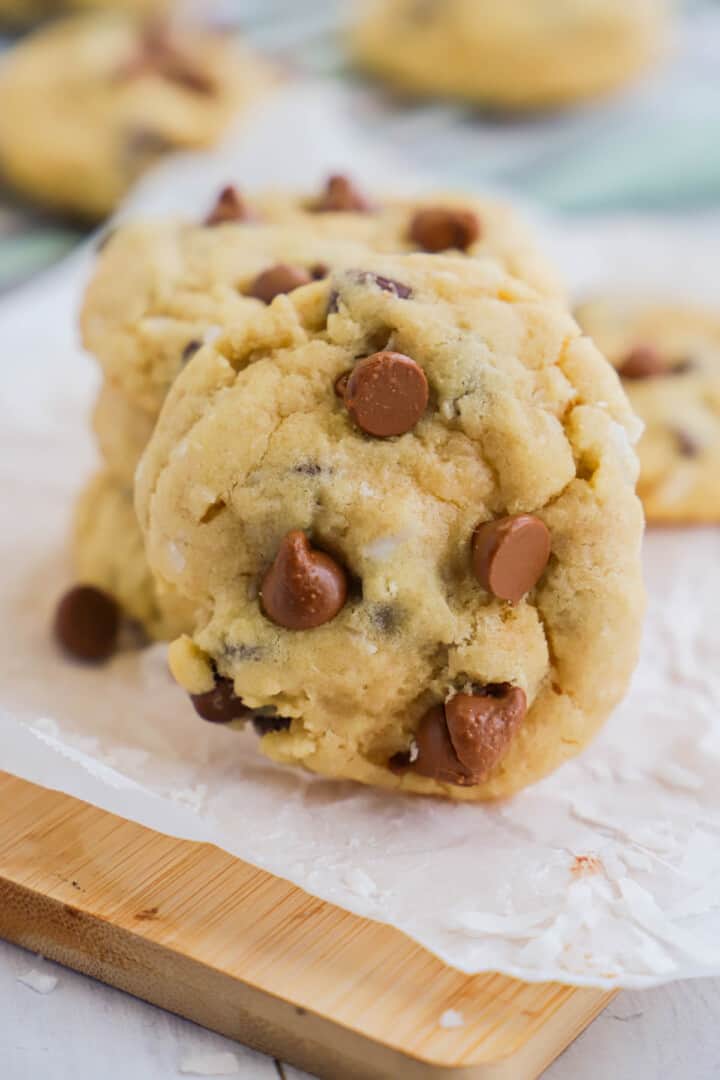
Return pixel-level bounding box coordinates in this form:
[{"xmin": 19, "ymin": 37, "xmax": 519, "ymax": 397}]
[
  {"xmin": 0, "ymin": 15, "xmax": 268, "ymax": 219},
  {"xmin": 136, "ymin": 253, "xmax": 644, "ymax": 800},
  {"xmin": 350, "ymin": 0, "xmax": 667, "ymax": 110},
  {"xmin": 576, "ymin": 297, "xmax": 720, "ymax": 524}
]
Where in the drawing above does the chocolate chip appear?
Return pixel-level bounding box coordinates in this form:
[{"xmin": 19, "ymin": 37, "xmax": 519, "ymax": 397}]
[
  {"xmin": 205, "ymin": 185, "xmax": 252, "ymax": 226},
  {"xmin": 181, "ymin": 339, "xmax": 202, "ymax": 364},
  {"xmin": 472, "ymin": 514, "xmax": 551, "ymax": 603},
  {"xmin": 54, "ymin": 585, "xmax": 120, "ymax": 663},
  {"xmin": 293, "ymin": 461, "xmax": 323, "ymax": 476},
  {"xmin": 617, "ymin": 344, "xmax": 665, "ymax": 380},
  {"xmin": 369, "ymin": 603, "xmax": 401, "ymax": 633},
  {"xmin": 343, "ymin": 351, "xmax": 429, "ymax": 437},
  {"xmin": 311, "ymin": 262, "xmax": 329, "ymax": 280},
  {"xmin": 392, "ymin": 685, "xmax": 526, "ymax": 786},
  {"xmin": 314, "ymin": 174, "xmax": 371, "ymax": 212},
  {"xmin": 351, "ymin": 270, "xmax": 412, "ymax": 300},
  {"xmin": 408, "ymin": 207, "xmax": 480, "ymax": 253},
  {"xmin": 261, "ymin": 531, "xmax": 348, "ymax": 630},
  {"xmin": 118, "ymin": 22, "xmax": 215, "ymax": 94},
  {"xmin": 248, "ymin": 264, "xmax": 313, "ymax": 305},
  {"xmin": 402, "ymin": 705, "xmax": 471, "ymax": 785},
  {"xmin": 190, "ymin": 676, "xmax": 250, "ymax": 724},
  {"xmin": 445, "ymin": 687, "xmax": 526, "ymax": 780},
  {"xmin": 675, "ymin": 429, "xmax": 701, "ymax": 458},
  {"xmin": 252, "ymin": 714, "xmax": 292, "ymax": 736}
]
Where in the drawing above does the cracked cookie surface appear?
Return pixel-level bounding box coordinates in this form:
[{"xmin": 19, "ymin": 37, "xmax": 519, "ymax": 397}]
[
  {"xmin": 350, "ymin": 0, "xmax": 666, "ymax": 110},
  {"xmin": 576, "ymin": 297, "xmax": 720, "ymax": 523},
  {"xmin": 136, "ymin": 252, "xmax": 644, "ymax": 800},
  {"xmin": 0, "ymin": 15, "xmax": 267, "ymax": 218}
]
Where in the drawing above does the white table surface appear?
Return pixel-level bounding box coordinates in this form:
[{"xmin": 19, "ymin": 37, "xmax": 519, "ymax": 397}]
[{"xmin": 2, "ymin": 938, "xmax": 719, "ymax": 1080}]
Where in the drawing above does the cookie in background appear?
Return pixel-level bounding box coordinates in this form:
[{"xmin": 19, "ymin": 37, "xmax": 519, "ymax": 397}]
[
  {"xmin": 0, "ymin": 0, "xmax": 166, "ymax": 28},
  {"xmin": 576, "ymin": 297, "xmax": 720, "ymax": 524},
  {"xmin": 350, "ymin": 0, "xmax": 669, "ymax": 111},
  {"xmin": 0, "ymin": 14, "xmax": 271, "ymax": 219}
]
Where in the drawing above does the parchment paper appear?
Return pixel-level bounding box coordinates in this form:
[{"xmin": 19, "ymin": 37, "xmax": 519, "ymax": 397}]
[{"xmin": 2, "ymin": 85, "xmax": 720, "ymax": 989}]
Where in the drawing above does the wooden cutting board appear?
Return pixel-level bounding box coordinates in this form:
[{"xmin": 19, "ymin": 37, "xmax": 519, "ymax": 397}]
[{"xmin": 0, "ymin": 771, "xmax": 613, "ymax": 1079}]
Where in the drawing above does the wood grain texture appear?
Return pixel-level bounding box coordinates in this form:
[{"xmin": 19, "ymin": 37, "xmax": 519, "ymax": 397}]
[{"xmin": 0, "ymin": 772, "xmax": 614, "ymax": 1079}]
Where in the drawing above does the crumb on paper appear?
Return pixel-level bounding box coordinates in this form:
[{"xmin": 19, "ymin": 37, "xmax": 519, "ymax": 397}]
[
  {"xmin": 343, "ymin": 866, "xmax": 378, "ymax": 898},
  {"xmin": 571, "ymin": 854, "xmax": 604, "ymax": 877},
  {"xmin": 177, "ymin": 1050, "xmax": 241, "ymax": 1076},
  {"xmin": 17, "ymin": 970, "xmax": 58, "ymax": 994},
  {"xmin": 439, "ymin": 1009, "xmax": 465, "ymax": 1029},
  {"xmin": 172, "ymin": 784, "xmax": 209, "ymax": 813}
]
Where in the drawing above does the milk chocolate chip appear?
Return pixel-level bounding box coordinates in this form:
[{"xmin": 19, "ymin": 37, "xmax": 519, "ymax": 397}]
[
  {"xmin": 343, "ymin": 351, "xmax": 429, "ymax": 437},
  {"xmin": 408, "ymin": 207, "xmax": 480, "ymax": 253},
  {"xmin": 205, "ymin": 185, "xmax": 252, "ymax": 226},
  {"xmin": 393, "ymin": 685, "xmax": 526, "ymax": 786},
  {"xmin": 445, "ymin": 686, "xmax": 527, "ymax": 780},
  {"xmin": 617, "ymin": 344, "xmax": 665, "ymax": 380},
  {"xmin": 472, "ymin": 514, "xmax": 551, "ymax": 603},
  {"xmin": 54, "ymin": 585, "xmax": 120, "ymax": 662},
  {"xmin": 261, "ymin": 530, "xmax": 348, "ymax": 630},
  {"xmin": 406, "ymin": 705, "xmax": 471, "ymax": 785},
  {"xmin": 315, "ymin": 174, "xmax": 371, "ymax": 212},
  {"xmin": 190, "ymin": 676, "xmax": 250, "ymax": 724},
  {"xmin": 249, "ymin": 264, "xmax": 313, "ymax": 304}
]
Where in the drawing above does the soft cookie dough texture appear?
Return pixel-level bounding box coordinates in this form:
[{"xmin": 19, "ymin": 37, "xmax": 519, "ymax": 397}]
[
  {"xmin": 0, "ymin": 15, "xmax": 267, "ymax": 219},
  {"xmin": 351, "ymin": 0, "xmax": 667, "ymax": 110},
  {"xmin": 577, "ymin": 298, "xmax": 720, "ymax": 524},
  {"xmin": 137, "ymin": 254, "xmax": 645, "ymax": 800}
]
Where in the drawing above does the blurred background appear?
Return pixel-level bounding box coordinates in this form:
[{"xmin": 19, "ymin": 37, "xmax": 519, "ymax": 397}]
[{"xmin": 0, "ymin": 0, "xmax": 718, "ymax": 293}]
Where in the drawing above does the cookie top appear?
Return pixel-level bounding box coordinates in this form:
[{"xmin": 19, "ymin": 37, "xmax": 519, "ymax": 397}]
[
  {"xmin": 81, "ymin": 180, "xmax": 565, "ymax": 415},
  {"xmin": 350, "ymin": 0, "xmax": 666, "ymax": 109},
  {"xmin": 577, "ymin": 297, "xmax": 720, "ymax": 523},
  {"xmin": 0, "ymin": 15, "xmax": 267, "ymax": 219},
  {"xmin": 136, "ymin": 252, "xmax": 644, "ymax": 800}
]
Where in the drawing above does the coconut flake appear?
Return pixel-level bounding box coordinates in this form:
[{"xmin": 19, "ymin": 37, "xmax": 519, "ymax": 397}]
[
  {"xmin": 439, "ymin": 1009, "xmax": 465, "ymax": 1029},
  {"xmin": 17, "ymin": 970, "xmax": 58, "ymax": 994},
  {"xmin": 343, "ymin": 867, "xmax": 378, "ymax": 898},
  {"xmin": 178, "ymin": 1050, "xmax": 240, "ymax": 1076}
]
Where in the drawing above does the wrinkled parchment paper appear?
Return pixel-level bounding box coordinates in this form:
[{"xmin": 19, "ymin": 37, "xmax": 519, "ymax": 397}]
[{"xmin": 2, "ymin": 85, "xmax": 720, "ymax": 989}]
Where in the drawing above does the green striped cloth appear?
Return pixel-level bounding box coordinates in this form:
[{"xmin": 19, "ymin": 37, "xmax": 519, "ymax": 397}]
[{"xmin": 1, "ymin": 0, "xmax": 719, "ymax": 291}]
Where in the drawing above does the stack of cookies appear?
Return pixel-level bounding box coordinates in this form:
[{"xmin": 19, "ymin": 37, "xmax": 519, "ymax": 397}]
[{"xmin": 57, "ymin": 175, "xmax": 647, "ymax": 801}]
